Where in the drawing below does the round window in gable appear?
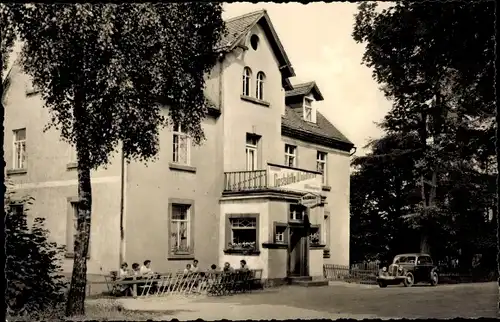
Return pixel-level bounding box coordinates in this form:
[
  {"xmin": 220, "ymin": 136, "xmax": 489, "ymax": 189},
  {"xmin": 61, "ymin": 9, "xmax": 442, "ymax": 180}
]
[{"xmin": 250, "ymin": 34, "xmax": 259, "ymax": 50}]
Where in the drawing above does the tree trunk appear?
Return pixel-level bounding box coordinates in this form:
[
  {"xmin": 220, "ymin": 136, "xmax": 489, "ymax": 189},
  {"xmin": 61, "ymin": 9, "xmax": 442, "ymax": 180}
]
[
  {"xmin": 65, "ymin": 158, "xmax": 92, "ymax": 317},
  {"xmin": 420, "ymin": 234, "xmax": 430, "ymax": 254}
]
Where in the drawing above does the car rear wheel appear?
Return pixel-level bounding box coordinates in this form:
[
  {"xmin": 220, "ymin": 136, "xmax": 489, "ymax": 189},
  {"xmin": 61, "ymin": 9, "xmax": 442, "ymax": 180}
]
[
  {"xmin": 430, "ymin": 271, "xmax": 439, "ymax": 286},
  {"xmin": 378, "ymin": 281, "xmax": 387, "ymax": 288},
  {"xmin": 403, "ymin": 272, "xmax": 414, "ymax": 287}
]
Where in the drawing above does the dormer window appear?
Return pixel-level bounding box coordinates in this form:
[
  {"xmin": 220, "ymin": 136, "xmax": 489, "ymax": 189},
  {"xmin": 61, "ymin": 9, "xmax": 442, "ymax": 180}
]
[
  {"xmin": 256, "ymin": 72, "xmax": 265, "ymax": 100},
  {"xmin": 304, "ymin": 97, "xmax": 313, "ymax": 122},
  {"xmin": 242, "ymin": 67, "xmax": 252, "ymax": 96}
]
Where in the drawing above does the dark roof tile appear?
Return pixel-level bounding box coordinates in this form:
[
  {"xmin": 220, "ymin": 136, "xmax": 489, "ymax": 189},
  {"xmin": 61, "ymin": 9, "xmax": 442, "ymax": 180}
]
[
  {"xmin": 285, "ymin": 81, "xmax": 324, "ymax": 101},
  {"xmin": 281, "ymin": 107, "xmax": 353, "ymax": 147},
  {"xmin": 218, "ymin": 10, "xmax": 266, "ymax": 50},
  {"xmin": 218, "ymin": 10, "xmax": 295, "ymax": 78}
]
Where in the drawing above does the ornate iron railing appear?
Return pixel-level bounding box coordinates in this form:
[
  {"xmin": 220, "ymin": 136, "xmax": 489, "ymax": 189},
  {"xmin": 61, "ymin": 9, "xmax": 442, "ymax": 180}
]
[{"xmin": 224, "ymin": 170, "xmax": 267, "ymax": 192}]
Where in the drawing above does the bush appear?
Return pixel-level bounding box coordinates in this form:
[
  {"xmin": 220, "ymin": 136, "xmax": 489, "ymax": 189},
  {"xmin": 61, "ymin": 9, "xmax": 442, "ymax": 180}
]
[{"xmin": 5, "ymin": 181, "xmax": 68, "ymax": 319}]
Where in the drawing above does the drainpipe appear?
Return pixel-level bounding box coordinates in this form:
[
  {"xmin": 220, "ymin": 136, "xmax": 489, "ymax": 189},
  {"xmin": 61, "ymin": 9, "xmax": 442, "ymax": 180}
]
[
  {"xmin": 349, "ymin": 146, "xmax": 357, "ymax": 157},
  {"xmin": 218, "ymin": 53, "xmax": 224, "ymax": 112},
  {"xmin": 119, "ymin": 144, "xmax": 127, "ymax": 269}
]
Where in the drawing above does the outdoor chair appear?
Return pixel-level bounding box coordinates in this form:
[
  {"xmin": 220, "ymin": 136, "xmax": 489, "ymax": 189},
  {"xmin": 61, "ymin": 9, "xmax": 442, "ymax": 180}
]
[
  {"xmin": 249, "ymin": 269, "xmax": 263, "ymax": 290},
  {"xmin": 137, "ymin": 274, "xmax": 156, "ymax": 296},
  {"xmin": 233, "ymin": 270, "xmax": 250, "ymax": 293},
  {"xmin": 206, "ymin": 272, "xmax": 221, "ymax": 296},
  {"xmin": 208, "ymin": 272, "xmax": 226, "ymax": 296}
]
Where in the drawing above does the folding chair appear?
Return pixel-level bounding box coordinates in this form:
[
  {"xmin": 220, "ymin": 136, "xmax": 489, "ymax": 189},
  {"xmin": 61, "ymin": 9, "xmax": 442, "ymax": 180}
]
[
  {"xmin": 249, "ymin": 269, "xmax": 263, "ymax": 291},
  {"xmin": 223, "ymin": 272, "xmax": 236, "ymax": 296},
  {"xmin": 208, "ymin": 272, "xmax": 223, "ymax": 296},
  {"xmin": 104, "ymin": 273, "xmax": 118, "ymax": 295},
  {"xmin": 138, "ymin": 275, "xmax": 156, "ymax": 296},
  {"xmin": 239, "ymin": 270, "xmax": 252, "ymax": 293}
]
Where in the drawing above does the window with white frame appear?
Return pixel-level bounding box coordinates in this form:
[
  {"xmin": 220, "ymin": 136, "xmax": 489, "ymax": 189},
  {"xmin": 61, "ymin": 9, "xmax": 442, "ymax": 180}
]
[
  {"xmin": 67, "ymin": 202, "xmax": 79, "ymax": 254},
  {"xmin": 13, "ymin": 128, "xmax": 26, "ymax": 169},
  {"xmin": 66, "ymin": 201, "xmax": 91, "ymax": 255},
  {"xmin": 242, "ymin": 67, "xmax": 252, "ymax": 96},
  {"xmin": 275, "ymin": 225, "xmax": 287, "ymax": 244},
  {"xmin": 172, "ymin": 123, "xmax": 190, "ymax": 165},
  {"xmin": 309, "ymin": 226, "xmax": 321, "ymax": 245},
  {"xmin": 170, "ymin": 204, "xmax": 191, "ymax": 254},
  {"xmin": 246, "ymin": 134, "xmax": 259, "ymax": 171},
  {"xmin": 303, "ymin": 97, "xmax": 313, "ymax": 122},
  {"xmin": 229, "ymin": 217, "xmax": 257, "ymax": 250},
  {"xmin": 317, "ymin": 151, "xmax": 327, "ymax": 185},
  {"xmin": 284, "ymin": 144, "xmax": 296, "ymax": 167},
  {"xmin": 289, "ymin": 204, "xmax": 306, "ymax": 221},
  {"xmin": 256, "ymin": 71, "xmax": 265, "ymax": 100}
]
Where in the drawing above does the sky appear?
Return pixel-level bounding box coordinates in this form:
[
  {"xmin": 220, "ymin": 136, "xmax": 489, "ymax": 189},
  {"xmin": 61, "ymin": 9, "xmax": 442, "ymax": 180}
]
[
  {"xmin": 223, "ymin": 2, "xmax": 392, "ymax": 156},
  {"xmin": 4, "ymin": 3, "xmax": 393, "ymax": 157}
]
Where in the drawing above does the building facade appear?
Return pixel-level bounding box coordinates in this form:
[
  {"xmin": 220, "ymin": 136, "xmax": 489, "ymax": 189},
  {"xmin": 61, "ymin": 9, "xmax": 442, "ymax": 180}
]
[{"xmin": 4, "ymin": 10, "xmax": 354, "ymax": 281}]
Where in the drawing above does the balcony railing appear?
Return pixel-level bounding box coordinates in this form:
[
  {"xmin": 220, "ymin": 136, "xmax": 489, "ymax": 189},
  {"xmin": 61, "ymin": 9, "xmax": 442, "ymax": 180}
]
[{"xmin": 224, "ymin": 170, "xmax": 267, "ymax": 192}]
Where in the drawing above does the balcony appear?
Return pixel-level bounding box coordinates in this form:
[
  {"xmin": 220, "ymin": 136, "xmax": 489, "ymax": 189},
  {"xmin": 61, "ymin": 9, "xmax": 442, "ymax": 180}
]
[
  {"xmin": 223, "ymin": 163, "xmax": 323, "ymax": 194},
  {"xmin": 224, "ymin": 170, "xmax": 268, "ymax": 192}
]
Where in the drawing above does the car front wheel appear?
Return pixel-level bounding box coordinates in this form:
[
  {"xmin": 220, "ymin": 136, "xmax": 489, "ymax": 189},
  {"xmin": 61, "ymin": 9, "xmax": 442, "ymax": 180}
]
[
  {"xmin": 430, "ymin": 271, "xmax": 439, "ymax": 286},
  {"xmin": 378, "ymin": 281, "xmax": 387, "ymax": 288},
  {"xmin": 403, "ymin": 272, "xmax": 414, "ymax": 287}
]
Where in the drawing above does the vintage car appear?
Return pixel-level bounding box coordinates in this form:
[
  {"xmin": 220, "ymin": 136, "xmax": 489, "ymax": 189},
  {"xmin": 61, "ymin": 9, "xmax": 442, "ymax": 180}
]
[{"xmin": 376, "ymin": 253, "xmax": 439, "ymax": 288}]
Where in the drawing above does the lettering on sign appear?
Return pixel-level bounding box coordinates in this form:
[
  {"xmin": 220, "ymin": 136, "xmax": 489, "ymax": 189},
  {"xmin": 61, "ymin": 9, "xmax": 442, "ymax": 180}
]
[
  {"xmin": 300, "ymin": 193, "xmax": 321, "ymax": 208},
  {"xmin": 267, "ymin": 164, "xmax": 322, "ymax": 194}
]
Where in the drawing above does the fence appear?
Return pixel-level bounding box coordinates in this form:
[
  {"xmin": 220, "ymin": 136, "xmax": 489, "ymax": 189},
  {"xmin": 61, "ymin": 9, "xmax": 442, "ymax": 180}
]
[
  {"xmin": 224, "ymin": 170, "xmax": 267, "ymax": 191},
  {"xmin": 100, "ymin": 269, "xmax": 263, "ymax": 298},
  {"xmin": 437, "ymin": 267, "xmax": 497, "ymax": 284},
  {"xmin": 323, "ymin": 264, "xmax": 379, "ymax": 285},
  {"xmin": 323, "ymin": 263, "xmax": 497, "ymax": 286}
]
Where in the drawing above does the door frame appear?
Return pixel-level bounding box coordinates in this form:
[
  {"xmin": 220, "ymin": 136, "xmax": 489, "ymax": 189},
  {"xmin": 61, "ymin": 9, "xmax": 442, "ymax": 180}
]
[{"xmin": 287, "ymin": 223, "xmax": 310, "ymax": 277}]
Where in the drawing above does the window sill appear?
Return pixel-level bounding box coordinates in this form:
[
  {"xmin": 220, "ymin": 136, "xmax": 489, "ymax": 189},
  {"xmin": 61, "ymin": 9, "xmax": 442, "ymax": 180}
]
[
  {"xmin": 65, "ymin": 252, "xmax": 90, "ymax": 259},
  {"xmin": 169, "ymin": 163, "xmax": 196, "ymax": 173},
  {"xmin": 322, "ymin": 185, "xmax": 331, "ymax": 192},
  {"xmin": 223, "ymin": 248, "xmax": 261, "ymax": 256},
  {"xmin": 262, "ymin": 242, "xmax": 288, "ymax": 249},
  {"xmin": 240, "ymin": 95, "xmax": 270, "ymax": 107},
  {"xmin": 168, "ymin": 254, "xmax": 195, "ymax": 261},
  {"xmin": 310, "ymin": 244, "xmax": 326, "ymax": 249},
  {"xmin": 6, "ymin": 168, "xmax": 27, "ymax": 175},
  {"xmin": 67, "ymin": 162, "xmax": 78, "ymax": 170}
]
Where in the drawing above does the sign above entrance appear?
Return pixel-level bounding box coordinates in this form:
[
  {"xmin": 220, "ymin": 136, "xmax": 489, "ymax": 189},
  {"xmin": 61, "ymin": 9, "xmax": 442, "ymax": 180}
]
[
  {"xmin": 267, "ymin": 163, "xmax": 322, "ymax": 194},
  {"xmin": 300, "ymin": 193, "xmax": 322, "ymax": 208}
]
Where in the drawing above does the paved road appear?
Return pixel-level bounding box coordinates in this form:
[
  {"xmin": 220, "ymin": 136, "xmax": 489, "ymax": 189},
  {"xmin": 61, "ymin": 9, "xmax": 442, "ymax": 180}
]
[{"xmin": 190, "ymin": 282, "xmax": 498, "ymax": 319}]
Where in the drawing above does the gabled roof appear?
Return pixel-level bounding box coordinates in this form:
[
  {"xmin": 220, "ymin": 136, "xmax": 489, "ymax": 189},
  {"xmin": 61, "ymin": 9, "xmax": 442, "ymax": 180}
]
[
  {"xmin": 285, "ymin": 81, "xmax": 324, "ymax": 101},
  {"xmin": 281, "ymin": 107, "xmax": 354, "ymax": 151},
  {"xmin": 219, "ymin": 9, "xmax": 295, "ymax": 79}
]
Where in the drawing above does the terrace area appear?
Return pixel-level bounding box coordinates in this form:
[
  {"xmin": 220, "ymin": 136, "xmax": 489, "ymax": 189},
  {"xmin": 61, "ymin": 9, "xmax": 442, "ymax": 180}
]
[{"xmin": 223, "ymin": 163, "xmax": 323, "ymax": 193}]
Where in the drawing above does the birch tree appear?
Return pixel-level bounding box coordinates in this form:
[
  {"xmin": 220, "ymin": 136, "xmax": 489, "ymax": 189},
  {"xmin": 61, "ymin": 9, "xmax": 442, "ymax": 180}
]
[{"xmin": 14, "ymin": 3, "xmax": 225, "ymax": 316}]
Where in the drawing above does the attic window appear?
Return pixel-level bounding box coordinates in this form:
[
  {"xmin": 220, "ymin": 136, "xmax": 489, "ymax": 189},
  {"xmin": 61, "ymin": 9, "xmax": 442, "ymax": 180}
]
[
  {"xmin": 304, "ymin": 97, "xmax": 314, "ymax": 122},
  {"xmin": 250, "ymin": 35, "xmax": 259, "ymax": 50}
]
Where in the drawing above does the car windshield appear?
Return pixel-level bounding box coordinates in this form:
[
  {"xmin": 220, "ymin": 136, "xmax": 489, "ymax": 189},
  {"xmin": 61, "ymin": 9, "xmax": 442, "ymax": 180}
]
[
  {"xmin": 418, "ymin": 256, "xmax": 433, "ymax": 264},
  {"xmin": 394, "ymin": 255, "xmax": 417, "ymax": 264}
]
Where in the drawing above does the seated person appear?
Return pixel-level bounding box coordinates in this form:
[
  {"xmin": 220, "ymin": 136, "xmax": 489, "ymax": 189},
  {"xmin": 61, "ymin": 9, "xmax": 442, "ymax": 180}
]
[
  {"xmin": 132, "ymin": 263, "xmax": 141, "ymax": 277},
  {"xmin": 119, "ymin": 262, "xmax": 129, "ymax": 278},
  {"xmin": 191, "ymin": 259, "xmax": 200, "ymax": 273},
  {"xmin": 183, "ymin": 263, "xmax": 192, "ymax": 275},
  {"xmin": 222, "ymin": 262, "xmax": 234, "ymax": 273},
  {"xmin": 140, "ymin": 260, "xmax": 153, "ymax": 276},
  {"xmin": 209, "ymin": 264, "xmax": 217, "ymax": 273},
  {"xmin": 239, "ymin": 259, "xmax": 249, "ymax": 271}
]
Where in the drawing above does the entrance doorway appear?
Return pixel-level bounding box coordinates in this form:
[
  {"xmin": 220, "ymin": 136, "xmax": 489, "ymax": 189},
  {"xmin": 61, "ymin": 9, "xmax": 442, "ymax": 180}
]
[{"xmin": 288, "ymin": 226, "xmax": 308, "ymax": 276}]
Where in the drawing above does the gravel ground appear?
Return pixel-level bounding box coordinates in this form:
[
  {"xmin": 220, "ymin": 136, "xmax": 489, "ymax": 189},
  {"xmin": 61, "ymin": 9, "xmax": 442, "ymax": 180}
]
[
  {"xmin": 82, "ymin": 282, "xmax": 498, "ymax": 320},
  {"xmin": 190, "ymin": 282, "xmax": 498, "ymax": 319}
]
